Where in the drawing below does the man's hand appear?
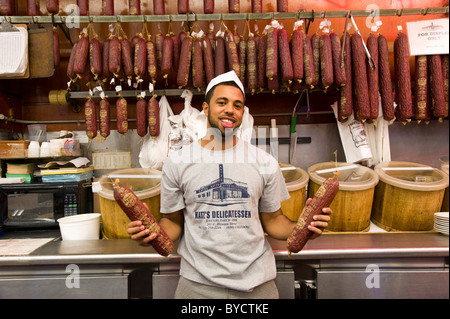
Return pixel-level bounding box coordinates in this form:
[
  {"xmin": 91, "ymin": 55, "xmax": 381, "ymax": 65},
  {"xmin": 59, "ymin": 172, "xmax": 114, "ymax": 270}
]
[
  {"xmin": 304, "ymin": 198, "xmax": 333, "ymax": 240},
  {"xmin": 126, "ymin": 202, "xmax": 157, "ymax": 246},
  {"xmin": 127, "ymin": 220, "xmax": 157, "ymax": 246}
]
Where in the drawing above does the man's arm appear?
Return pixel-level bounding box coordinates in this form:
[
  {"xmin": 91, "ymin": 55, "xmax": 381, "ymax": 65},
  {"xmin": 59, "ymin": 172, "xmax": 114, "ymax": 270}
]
[
  {"xmin": 260, "ymin": 198, "xmax": 332, "ymax": 240},
  {"xmin": 127, "ymin": 210, "xmax": 184, "ymax": 246}
]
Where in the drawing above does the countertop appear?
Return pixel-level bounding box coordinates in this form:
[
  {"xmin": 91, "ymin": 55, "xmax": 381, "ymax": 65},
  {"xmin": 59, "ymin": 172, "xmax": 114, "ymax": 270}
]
[{"xmin": 0, "ymin": 231, "xmax": 448, "ymax": 266}]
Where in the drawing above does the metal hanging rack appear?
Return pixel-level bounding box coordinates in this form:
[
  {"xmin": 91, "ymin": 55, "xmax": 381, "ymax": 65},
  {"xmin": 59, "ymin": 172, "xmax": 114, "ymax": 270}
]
[
  {"xmin": 0, "ymin": 7, "xmax": 448, "ymax": 125},
  {"xmin": 1, "ymin": 7, "xmax": 448, "ymax": 24}
]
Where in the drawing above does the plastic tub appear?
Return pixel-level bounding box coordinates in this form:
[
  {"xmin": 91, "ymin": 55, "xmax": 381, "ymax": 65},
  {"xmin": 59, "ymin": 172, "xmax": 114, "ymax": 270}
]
[
  {"xmin": 27, "ymin": 124, "xmax": 47, "ymax": 142},
  {"xmin": 58, "ymin": 213, "xmax": 101, "ymax": 240},
  {"xmin": 372, "ymin": 161, "xmax": 449, "ymax": 231},
  {"xmin": 308, "ymin": 162, "xmax": 379, "ymax": 232},
  {"xmin": 97, "ymin": 168, "xmax": 162, "ymax": 239},
  {"xmin": 279, "ymin": 163, "xmax": 309, "ymax": 222}
]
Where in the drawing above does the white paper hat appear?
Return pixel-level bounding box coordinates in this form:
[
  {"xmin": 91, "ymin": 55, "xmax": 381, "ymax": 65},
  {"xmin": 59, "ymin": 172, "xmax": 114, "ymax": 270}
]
[{"xmin": 205, "ymin": 70, "xmax": 245, "ymax": 99}]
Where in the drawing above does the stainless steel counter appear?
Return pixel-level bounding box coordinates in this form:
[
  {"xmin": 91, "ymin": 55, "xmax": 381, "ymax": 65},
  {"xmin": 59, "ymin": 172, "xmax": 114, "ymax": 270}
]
[
  {"xmin": 1, "ymin": 232, "xmax": 448, "ymax": 299},
  {"xmin": 0, "ymin": 232, "xmax": 448, "ymax": 266}
]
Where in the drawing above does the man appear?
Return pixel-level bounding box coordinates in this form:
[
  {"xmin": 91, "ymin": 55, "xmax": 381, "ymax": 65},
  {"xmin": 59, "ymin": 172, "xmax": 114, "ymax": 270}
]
[{"xmin": 128, "ymin": 71, "xmax": 332, "ymax": 299}]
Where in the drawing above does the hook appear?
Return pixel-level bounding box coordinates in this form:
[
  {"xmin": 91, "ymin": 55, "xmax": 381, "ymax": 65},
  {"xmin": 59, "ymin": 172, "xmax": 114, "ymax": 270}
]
[
  {"xmin": 420, "ymin": 8, "xmax": 428, "ymax": 15},
  {"xmin": 321, "ymin": 11, "xmax": 326, "ymax": 19},
  {"xmin": 396, "ymin": 8, "xmax": 403, "ymax": 16},
  {"xmin": 89, "ymin": 15, "xmax": 93, "ymax": 23}
]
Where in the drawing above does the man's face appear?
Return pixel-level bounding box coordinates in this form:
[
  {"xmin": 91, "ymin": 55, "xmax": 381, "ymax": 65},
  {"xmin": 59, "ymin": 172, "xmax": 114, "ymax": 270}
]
[{"xmin": 202, "ymin": 84, "xmax": 245, "ymax": 138}]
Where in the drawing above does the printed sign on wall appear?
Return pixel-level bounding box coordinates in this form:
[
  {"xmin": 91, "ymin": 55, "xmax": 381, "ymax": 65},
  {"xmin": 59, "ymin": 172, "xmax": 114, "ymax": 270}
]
[{"xmin": 406, "ymin": 18, "xmax": 449, "ymax": 56}]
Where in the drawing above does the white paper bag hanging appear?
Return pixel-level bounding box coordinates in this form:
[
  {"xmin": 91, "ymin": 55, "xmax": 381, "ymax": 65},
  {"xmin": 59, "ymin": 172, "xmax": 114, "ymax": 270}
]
[
  {"xmin": 0, "ymin": 25, "xmax": 28, "ymax": 77},
  {"xmin": 330, "ymin": 102, "xmax": 373, "ymax": 163}
]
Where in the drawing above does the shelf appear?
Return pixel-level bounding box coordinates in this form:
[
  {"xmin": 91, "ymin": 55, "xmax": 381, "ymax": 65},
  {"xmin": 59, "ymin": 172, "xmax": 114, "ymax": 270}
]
[{"xmin": 1, "ymin": 7, "xmax": 448, "ymax": 24}]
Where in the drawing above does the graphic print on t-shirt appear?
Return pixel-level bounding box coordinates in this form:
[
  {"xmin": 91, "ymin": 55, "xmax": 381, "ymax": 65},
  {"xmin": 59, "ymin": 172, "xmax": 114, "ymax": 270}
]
[
  {"xmin": 194, "ymin": 164, "xmax": 250, "ymax": 207},
  {"xmin": 194, "ymin": 164, "xmax": 252, "ymax": 231}
]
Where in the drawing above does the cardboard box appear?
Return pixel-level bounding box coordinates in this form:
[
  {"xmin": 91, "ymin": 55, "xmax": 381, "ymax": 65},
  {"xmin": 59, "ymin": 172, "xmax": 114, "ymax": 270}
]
[{"xmin": 0, "ymin": 141, "xmax": 30, "ymax": 158}]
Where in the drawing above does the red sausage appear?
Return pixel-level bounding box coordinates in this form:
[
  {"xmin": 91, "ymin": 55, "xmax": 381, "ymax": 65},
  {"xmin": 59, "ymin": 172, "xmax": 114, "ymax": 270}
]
[
  {"xmin": 266, "ymin": 26, "xmax": 278, "ymax": 81},
  {"xmin": 161, "ymin": 35, "xmax": 174, "ymax": 79},
  {"xmin": 73, "ymin": 35, "xmax": 89, "ymax": 76},
  {"xmin": 99, "ymin": 98, "xmax": 111, "ymax": 138},
  {"xmin": 102, "ymin": 0, "xmax": 114, "ymax": 15},
  {"xmin": 134, "ymin": 36, "xmax": 147, "ymax": 80},
  {"xmin": 178, "ymin": 0, "xmax": 189, "ymax": 14},
  {"xmin": 77, "ymin": 0, "xmax": 89, "ymax": 16},
  {"xmin": 351, "ymin": 32, "xmax": 371, "ymax": 122},
  {"xmin": 337, "ymin": 32, "xmax": 353, "ymax": 122},
  {"xmin": 192, "ymin": 37, "xmax": 204, "ymax": 90},
  {"xmin": 214, "ymin": 36, "xmax": 227, "ymax": 77},
  {"xmin": 378, "ymin": 34, "xmax": 395, "ymax": 121},
  {"xmin": 172, "ymin": 33, "xmax": 181, "ymax": 73},
  {"xmin": 277, "ymin": 0, "xmax": 288, "ymax": 12},
  {"xmin": 129, "ymin": 0, "xmax": 141, "ymax": 15},
  {"xmin": 146, "ymin": 38, "xmax": 157, "ymax": 84},
  {"xmin": 228, "ymin": 0, "xmax": 240, "ymax": 13},
  {"xmin": 330, "ymin": 32, "xmax": 345, "ymax": 87},
  {"xmin": 291, "ymin": 29, "xmax": 304, "ymax": 84},
  {"xmin": 84, "ymin": 99, "xmax": 97, "ymax": 140},
  {"xmin": 153, "ymin": 0, "xmax": 165, "ymax": 15},
  {"xmin": 121, "ymin": 38, "xmax": 134, "ymax": 79},
  {"xmin": 109, "ymin": 36, "xmax": 121, "ymax": 76},
  {"xmin": 148, "ymin": 96, "xmax": 160, "ymax": 137},
  {"xmin": 203, "ymin": 36, "xmax": 215, "ymax": 85},
  {"xmin": 136, "ymin": 98, "xmax": 148, "ymax": 137},
  {"xmin": 116, "ymin": 97, "xmax": 128, "ymax": 134},
  {"xmin": 278, "ymin": 28, "xmax": 294, "ymax": 85},
  {"xmin": 252, "ymin": 0, "xmax": 262, "ymax": 13},
  {"xmin": 89, "ymin": 37, "xmax": 102, "ymax": 80},
  {"xmin": 27, "ymin": 0, "xmax": 39, "ymax": 16},
  {"xmin": 394, "ymin": 32, "xmax": 414, "ymax": 122},
  {"xmin": 46, "ymin": 0, "xmax": 59, "ymax": 14},
  {"xmin": 102, "ymin": 38, "xmax": 111, "ymax": 80},
  {"xmin": 177, "ymin": 36, "xmax": 193, "ymax": 88},
  {"xmin": 366, "ymin": 33, "xmax": 379, "ymax": 120},
  {"xmin": 204, "ymin": 0, "xmax": 214, "ymax": 14}
]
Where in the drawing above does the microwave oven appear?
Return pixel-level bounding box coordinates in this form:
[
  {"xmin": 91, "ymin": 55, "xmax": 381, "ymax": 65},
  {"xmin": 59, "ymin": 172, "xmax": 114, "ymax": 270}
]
[{"xmin": 0, "ymin": 181, "xmax": 93, "ymax": 230}]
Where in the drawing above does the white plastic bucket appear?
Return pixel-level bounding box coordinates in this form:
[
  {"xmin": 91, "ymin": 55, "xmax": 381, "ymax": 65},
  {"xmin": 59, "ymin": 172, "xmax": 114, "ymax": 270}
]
[{"xmin": 58, "ymin": 213, "xmax": 101, "ymax": 240}]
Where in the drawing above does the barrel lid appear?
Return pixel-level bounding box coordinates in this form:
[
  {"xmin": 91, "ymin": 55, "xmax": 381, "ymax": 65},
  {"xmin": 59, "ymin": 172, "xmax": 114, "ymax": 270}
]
[
  {"xmin": 308, "ymin": 162, "xmax": 379, "ymax": 191},
  {"xmin": 97, "ymin": 168, "xmax": 161, "ymax": 200},
  {"xmin": 280, "ymin": 163, "xmax": 309, "ymax": 191},
  {"xmin": 374, "ymin": 161, "xmax": 449, "ymax": 191}
]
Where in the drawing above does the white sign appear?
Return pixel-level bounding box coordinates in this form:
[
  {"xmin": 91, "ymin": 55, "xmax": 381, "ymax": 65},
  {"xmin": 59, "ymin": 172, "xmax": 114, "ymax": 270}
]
[{"xmin": 406, "ymin": 18, "xmax": 449, "ymax": 56}]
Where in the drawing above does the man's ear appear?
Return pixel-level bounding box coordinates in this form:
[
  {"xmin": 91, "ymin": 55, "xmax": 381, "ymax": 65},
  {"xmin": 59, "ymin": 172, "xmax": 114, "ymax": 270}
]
[{"xmin": 202, "ymin": 101, "xmax": 209, "ymax": 115}]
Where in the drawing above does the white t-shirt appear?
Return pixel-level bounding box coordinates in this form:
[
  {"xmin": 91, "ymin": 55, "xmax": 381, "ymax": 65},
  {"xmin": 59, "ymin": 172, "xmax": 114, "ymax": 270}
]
[{"xmin": 160, "ymin": 139, "xmax": 290, "ymax": 292}]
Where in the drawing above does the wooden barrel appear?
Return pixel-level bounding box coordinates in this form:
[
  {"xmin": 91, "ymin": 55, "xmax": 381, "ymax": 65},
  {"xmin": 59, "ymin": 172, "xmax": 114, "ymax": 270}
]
[
  {"xmin": 308, "ymin": 162, "xmax": 379, "ymax": 232},
  {"xmin": 372, "ymin": 161, "xmax": 449, "ymax": 231},
  {"xmin": 279, "ymin": 163, "xmax": 309, "ymax": 222},
  {"xmin": 441, "ymin": 158, "xmax": 449, "ymax": 212},
  {"xmin": 97, "ymin": 168, "xmax": 162, "ymax": 239}
]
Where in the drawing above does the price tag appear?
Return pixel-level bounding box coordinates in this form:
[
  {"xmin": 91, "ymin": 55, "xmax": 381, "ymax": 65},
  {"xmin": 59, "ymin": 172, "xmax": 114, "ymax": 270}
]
[{"xmin": 91, "ymin": 181, "xmax": 101, "ymax": 193}]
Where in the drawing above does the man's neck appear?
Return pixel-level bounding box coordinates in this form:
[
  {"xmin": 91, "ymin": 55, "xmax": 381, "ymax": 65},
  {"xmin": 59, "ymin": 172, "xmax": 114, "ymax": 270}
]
[{"xmin": 200, "ymin": 133, "xmax": 238, "ymax": 151}]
